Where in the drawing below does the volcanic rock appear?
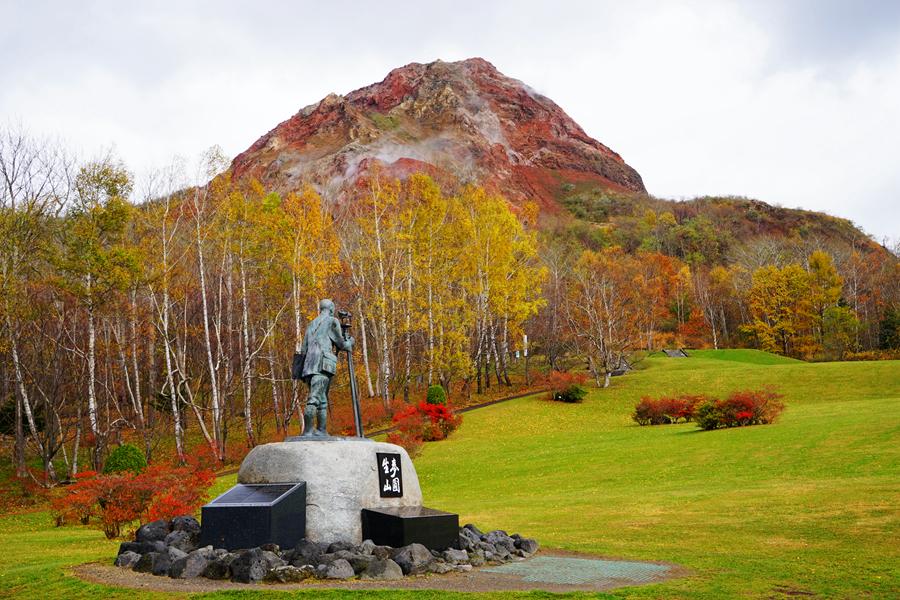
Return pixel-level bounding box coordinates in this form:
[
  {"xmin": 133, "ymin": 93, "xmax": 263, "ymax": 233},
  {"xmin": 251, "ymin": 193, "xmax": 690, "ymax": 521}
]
[
  {"xmin": 360, "ymin": 558, "xmax": 404, "ymax": 580},
  {"xmin": 114, "ymin": 551, "xmax": 141, "ymax": 568},
  {"xmin": 230, "ymin": 58, "xmax": 644, "ymax": 212},
  {"xmin": 135, "ymin": 520, "xmax": 170, "ymax": 543},
  {"xmin": 170, "ymin": 515, "xmax": 201, "ymax": 536},
  {"xmin": 265, "ymin": 565, "xmax": 316, "ymax": 583},
  {"xmin": 323, "ymin": 558, "xmax": 355, "ymax": 579},
  {"xmin": 230, "ymin": 548, "xmax": 269, "ymax": 583},
  {"xmin": 391, "ymin": 543, "xmax": 434, "ymax": 575}
]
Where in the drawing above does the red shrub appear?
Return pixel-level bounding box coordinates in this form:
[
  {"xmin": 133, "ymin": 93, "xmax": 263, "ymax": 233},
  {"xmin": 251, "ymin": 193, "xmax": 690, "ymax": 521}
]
[
  {"xmin": 52, "ymin": 463, "xmax": 215, "ymax": 538},
  {"xmin": 695, "ymin": 388, "xmax": 785, "ymax": 430},
  {"xmin": 546, "ymin": 370, "xmax": 588, "ymax": 392},
  {"xmin": 632, "ymin": 394, "xmax": 706, "ymax": 425},
  {"xmin": 387, "ymin": 400, "xmax": 462, "ymax": 456},
  {"xmin": 330, "ymin": 399, "xmax": 390, "ymax": 437},
  {"xmin": 546, "ymin": 370, "xmax": 589, "ymax": 403},
  {"xmin": 386, "ymin": 431, "xmax": 424, "ymax": 457},
  {"xmin": 179, "ymin": 442, "xmax": 223, "ymax": 471},
  {"xmin": 52, "ymin": 472, "xmax": 102, "ymax": 526}
]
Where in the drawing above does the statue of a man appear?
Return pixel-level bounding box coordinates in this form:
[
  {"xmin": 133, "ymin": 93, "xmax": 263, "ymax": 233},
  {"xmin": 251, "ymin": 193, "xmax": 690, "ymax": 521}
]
[{"xmin": 294, "ymin": 299, "xmax": 354, "ymax": 436}]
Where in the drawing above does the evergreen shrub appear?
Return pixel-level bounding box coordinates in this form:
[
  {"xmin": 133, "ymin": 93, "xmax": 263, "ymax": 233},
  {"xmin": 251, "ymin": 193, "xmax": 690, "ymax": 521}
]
[
  {"xmin": 426, "ymin": 384, "xmax": 448, "ymax": 405},
  {"xmin": 103, "ymin": 443, "xmax": 147, "ymax": 475}
]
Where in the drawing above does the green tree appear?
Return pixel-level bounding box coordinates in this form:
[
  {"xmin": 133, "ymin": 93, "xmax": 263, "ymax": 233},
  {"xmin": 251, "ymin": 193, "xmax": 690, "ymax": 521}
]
[
  {"xmin": 57, "ymin": 158, "xmax": 139, "ymax": 469},
  {"xmin": 879, "ymin": 306, "xmax": 900, "ymax": 350},
  {"xmin": 823, "ymin": 305, "xmax": 860, "ymax": 360},
  {"xmin": 808, "ymin": 250, "xmax": 843, "ymax": 349}
]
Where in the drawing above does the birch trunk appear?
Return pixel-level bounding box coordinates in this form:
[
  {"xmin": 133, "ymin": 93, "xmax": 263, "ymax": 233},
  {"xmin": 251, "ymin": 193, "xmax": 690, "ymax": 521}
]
[
  {"xmin": 373, "ymin": 187, "xmax": 391, "ymax": 409},
  {"xmin": 194, "ymin": 199, "xmax": 222, "ymax": 454},
  {"xmin": 500, "ymin": 314, "xmax": 511, "ymax": 386},
  {"xmin": 14, "ymin": 393, "xmax": 25, "ymax": 477},
  {"xmin": 403, "ymin": 246, "xmax": 412, "ymax": 402},
  {"xmin": 7, "ymin": 312, "xmax": 54, "ymax": 480},
  {"xmin": 159, "ymin": 200, "xmax": 185, "ymax": 462},
  {"xmin": 239, "ymin": 247, "xmax": 255, "ymax": 447},
  {"xmin": 266, "ymin": 329, "xmax": 282, "ymax": 434},
  {"xmin": 357, "ymin": 296, "xmax": 375, "ymax": 398},
  {"xmin": 85, "ymin": 279, "xmax": 101, "ymax": 470},
  {"xmin": 427, "ymin": 277, "xmax": 434, "ymax": 385},
  {"xmin": 71, "ymin": 404, "xmax": 82, "ymax": 477},
  {"xmin": 290, "ymin": 274, "xmax": 302, "ymax": 427},
  {"xmin": 128, "ymin": 289, "xmax": 149, "ymax": 456}
]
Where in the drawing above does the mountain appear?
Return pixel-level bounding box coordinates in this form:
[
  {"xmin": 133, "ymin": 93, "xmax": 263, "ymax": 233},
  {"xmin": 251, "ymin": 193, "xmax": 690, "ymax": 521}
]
[
  {"xmin": 228, "ymin": 57, "xmax": 892, "ymax": 264},
  {"xmin": 230, "ymin": 57, "xmax": 644, "ymax": 209}
]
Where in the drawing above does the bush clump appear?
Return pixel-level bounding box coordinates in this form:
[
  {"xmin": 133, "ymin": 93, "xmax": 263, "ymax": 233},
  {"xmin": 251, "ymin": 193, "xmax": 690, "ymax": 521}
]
[
  {"xmin": 103, "ymin": 443, "xmax": 147, "ymax": 475},
  {"xmin": 634, "ymin": 388, "xmax": 785, "ymax": 430},
  {"xmin": 694, "ymin": 388, "xmax": 785, "ymax": 430},
  {"xmin": 632, "ymin": 395, "xmax": 706, "ymax": 425},
  {"xmin": 547, "ymin": 370, "xmax": 589, "ymax": 403},
  {"xmin": 53, "ymin": 454, "xmax": 214, "ymax": 538},
  {"xmin": 426, "ymin": 384, "xmax": 448, "ymax": 405},
  {"xmin": 387, "ymin": 400, "xmax": 462, "ymax": 457}
]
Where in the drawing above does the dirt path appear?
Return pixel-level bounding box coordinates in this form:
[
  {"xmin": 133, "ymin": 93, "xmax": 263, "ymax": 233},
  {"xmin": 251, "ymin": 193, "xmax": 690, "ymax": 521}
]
[{"xmin": 73, "ymin": 549, "xmax": 687, "ymax": 594}]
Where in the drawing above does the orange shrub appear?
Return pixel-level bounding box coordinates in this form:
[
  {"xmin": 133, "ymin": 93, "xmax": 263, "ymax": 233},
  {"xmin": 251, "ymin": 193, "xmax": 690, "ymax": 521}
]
[{"xmin": 52, "ymin": 463, "xmax": 215, "ymax": 539}]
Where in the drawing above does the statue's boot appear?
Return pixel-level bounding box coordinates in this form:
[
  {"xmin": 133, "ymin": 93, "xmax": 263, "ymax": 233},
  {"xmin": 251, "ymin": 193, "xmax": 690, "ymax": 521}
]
[
  {"xmin": 315, "ymin": 408, "xmax": 328, "ymax": 436},
  {"xmin": 301, "ymin": 406, "xmax": 316, "ymax": 437}
]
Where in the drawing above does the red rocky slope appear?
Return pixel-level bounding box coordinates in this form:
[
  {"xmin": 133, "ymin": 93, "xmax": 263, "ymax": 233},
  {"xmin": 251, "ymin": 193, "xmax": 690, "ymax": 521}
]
[{"xmin": 230, "ymin": 58, "xmax": 645, "ymax": 209}]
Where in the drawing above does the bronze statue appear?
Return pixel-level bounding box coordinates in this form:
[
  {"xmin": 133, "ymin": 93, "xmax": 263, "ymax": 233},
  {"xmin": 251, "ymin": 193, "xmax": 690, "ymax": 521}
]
[{"xmin": 293, "ymin": 299, "xmax": 354, "ymax": 436}]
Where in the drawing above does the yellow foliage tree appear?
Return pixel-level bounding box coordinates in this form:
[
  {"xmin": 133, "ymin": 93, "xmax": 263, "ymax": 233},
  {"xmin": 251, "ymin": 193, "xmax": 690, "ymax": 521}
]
[{"xmin": 743, "ymin": 264, "xmax": 815, "ymax": 357}]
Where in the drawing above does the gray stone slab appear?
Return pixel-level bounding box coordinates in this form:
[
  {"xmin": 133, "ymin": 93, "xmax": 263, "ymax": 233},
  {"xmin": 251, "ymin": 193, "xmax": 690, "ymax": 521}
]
[{"xmin": 483, "ymin": 556, "xmax": 672, "ymax": 585}]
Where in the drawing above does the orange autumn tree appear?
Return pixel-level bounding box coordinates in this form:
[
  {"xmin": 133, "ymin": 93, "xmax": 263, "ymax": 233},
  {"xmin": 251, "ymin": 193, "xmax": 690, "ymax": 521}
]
[
  {"xmin": 633, "ymin": 251, "xmax": 680, "ymax": 350},
  {"xmin": 567, "ymin": 247, "xmax": 645, "ymax": 387}
]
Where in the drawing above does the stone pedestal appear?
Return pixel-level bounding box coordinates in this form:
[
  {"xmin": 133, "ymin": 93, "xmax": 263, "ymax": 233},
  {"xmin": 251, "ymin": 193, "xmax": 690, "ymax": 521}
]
[
  {"xmin": 237, "ymin": 440, "xmax": 423, "ymax": 543},
  {"xmin": 362, "ymin": 506, "xmax": 460, "ymax": 549},
  {"xmin": 199, "ymin": 482, "xmax": 307, "ymax": 550}
]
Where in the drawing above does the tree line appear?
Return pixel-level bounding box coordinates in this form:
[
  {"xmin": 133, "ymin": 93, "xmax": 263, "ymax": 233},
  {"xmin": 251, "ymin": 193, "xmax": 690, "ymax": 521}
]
[{"xmin": 2, "ymin": 125, "xmax": 898, "ymax": 484}]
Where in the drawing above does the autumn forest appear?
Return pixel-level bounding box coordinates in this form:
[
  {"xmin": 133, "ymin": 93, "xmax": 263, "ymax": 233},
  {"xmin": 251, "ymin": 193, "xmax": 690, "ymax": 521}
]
[{"xmin": 2, "ymin": 127, "xmax": 898, "ymax": 485}]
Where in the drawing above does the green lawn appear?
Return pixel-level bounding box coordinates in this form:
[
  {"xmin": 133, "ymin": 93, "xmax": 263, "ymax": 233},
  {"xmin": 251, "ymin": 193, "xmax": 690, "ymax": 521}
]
[
  {"xmin": 684, "ymin": 348, "xmax": 803, "ymax": 365},
  {"xmin": 1, "ymin": 354, "xmax": 898, "ymax": 598}
]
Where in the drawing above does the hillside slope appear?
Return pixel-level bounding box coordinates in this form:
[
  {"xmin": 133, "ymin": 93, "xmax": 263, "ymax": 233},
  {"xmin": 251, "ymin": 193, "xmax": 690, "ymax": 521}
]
[{"xmin": 554, "ymin": 189, "xmax": 892, "ymax": 263}]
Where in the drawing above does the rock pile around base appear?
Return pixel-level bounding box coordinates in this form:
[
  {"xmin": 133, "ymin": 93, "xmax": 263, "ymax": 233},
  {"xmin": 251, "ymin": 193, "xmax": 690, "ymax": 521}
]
[{"xmin": 115, "ymin": 516, "xmax": 540, "ymax": 583}]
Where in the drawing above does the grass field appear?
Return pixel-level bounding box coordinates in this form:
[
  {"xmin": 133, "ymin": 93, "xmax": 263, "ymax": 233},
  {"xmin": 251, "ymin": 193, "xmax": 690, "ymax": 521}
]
[
  {"xmin": 683, "ymin": 348, "xmax": 803, "ymax": 364},
  {"xmin": 0, "ymin": 351, "xmax": 897, "ymax": 598}
]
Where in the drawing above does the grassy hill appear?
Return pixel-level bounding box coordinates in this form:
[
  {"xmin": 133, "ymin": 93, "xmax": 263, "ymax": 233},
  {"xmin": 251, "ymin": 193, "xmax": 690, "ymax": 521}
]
[
  {"xmin": 0, "ymin": 352, "xmax": 897, "ymax": 598},
  {"xmin": 415, "ymin": 353, "xmax": 899, "ymax": 598},
  {"xmin": 684, "ymin": 349, "xmax": 803, "ymax": 365}
]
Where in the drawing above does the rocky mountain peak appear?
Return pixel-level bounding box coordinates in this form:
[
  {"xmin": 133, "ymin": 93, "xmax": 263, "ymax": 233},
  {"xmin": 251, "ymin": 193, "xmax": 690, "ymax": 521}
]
[{"xmin": 231, "ymin": 58, "xmax": 645, "ymax": 209}]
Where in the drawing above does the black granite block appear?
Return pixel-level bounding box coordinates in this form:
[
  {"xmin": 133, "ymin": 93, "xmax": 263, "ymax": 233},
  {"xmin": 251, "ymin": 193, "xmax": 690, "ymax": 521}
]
[
  {"xmin": 361, "ymin": 506, "xmax": 459, "ymax": 550},
  {"xmin": 199, "ymin": 482, "xmax": 306, "ymax": 550}
]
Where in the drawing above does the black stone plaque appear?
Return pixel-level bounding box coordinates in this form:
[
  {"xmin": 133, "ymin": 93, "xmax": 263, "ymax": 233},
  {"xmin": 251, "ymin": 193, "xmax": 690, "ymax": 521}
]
[
  {"xmin": 376, "ymin": 452, "xmax": 403, "ymax": 498},
  {"xmin": 199, "ymin": 482, "xmax": 306, "ymax": 550},
  {"xmin": 361, "ymin": 506, "xmax": 460, "ymax": 550}
]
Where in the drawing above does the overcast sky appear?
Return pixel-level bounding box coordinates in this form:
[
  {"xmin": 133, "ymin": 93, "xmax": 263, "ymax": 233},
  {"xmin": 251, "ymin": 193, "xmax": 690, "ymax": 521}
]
[{"xmin": 3, "ymin": 0, "xmax": 899, "ymax": 243}]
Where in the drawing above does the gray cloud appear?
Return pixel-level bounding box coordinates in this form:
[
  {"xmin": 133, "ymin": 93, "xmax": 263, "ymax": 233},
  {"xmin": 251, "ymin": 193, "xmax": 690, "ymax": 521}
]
[
  {"xmin": 2, "ymin": 0, "xmax": 898, "ymax": 242},
  {"xmin": 750, "ymin": 0, "xmax": 900, "ymax": 65}
]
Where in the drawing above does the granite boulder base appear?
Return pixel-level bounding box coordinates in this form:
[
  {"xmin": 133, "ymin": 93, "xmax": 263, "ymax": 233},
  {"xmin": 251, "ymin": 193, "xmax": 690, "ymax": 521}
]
[{"xmin": 238, "ymin": 440, "xmax": 422, "ymax": 543}]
